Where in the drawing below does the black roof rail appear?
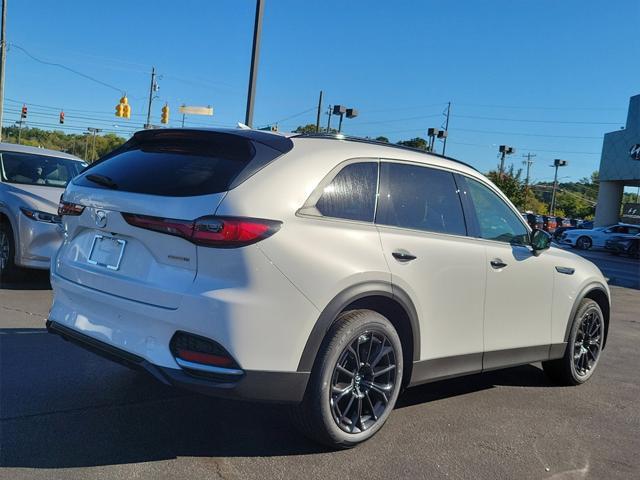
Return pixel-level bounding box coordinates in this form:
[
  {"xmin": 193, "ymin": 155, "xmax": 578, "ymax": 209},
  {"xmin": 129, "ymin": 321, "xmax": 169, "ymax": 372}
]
[{"xmin": 292, "ymin": 132, "xmax": 479, "ymax": 172}]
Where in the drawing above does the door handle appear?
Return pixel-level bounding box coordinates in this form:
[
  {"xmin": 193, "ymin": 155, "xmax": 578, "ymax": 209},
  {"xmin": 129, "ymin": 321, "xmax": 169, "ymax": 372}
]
[
  {"xmin": 392, "ymin": 250, "xmax": 417, "ymax": 262},
  {"xmin": 490, "ymin": 258, "xmax": 508, "ymax": 269}
]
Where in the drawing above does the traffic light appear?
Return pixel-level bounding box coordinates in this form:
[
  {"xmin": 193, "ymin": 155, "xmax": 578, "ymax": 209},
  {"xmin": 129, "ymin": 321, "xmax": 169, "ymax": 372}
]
[
  {"xmin": 59, "ymin": 111, "xmax": 65, "ymax": 124},
  {"xmin": 115, "ymin": 95, "xmax": 130, "ymax": 118},
  {"xmin": 21, "ymin": 104, "xmax": 27, "ymax": 119},
  {"xmin": 161, "ymin": 103, "xmax": 169, "ymax": 124}
]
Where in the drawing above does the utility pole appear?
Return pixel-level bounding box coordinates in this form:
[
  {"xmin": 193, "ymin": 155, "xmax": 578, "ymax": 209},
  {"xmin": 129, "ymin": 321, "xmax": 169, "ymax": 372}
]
[
  {"xmin": 442, "ymin": 101, "xmax": 451, "ymax": 156},
  {"xmin": 326, "ymin": 105, "xmax": 332, "ymax": 133},
  {"xmin": 244, "ymin": 0, "xmax": 264, "ymax": 128},
  {"xmin": 16, "ymin": 119, "xmax": 23, "ymax": 144},
  {"xmin": 83, "ymin": 132, "xmax": 90, "ymax": 161},
  {"xmin": 0, "ymin": 0, "xmax": 6, "ymax": 142},
  {"xmin": 522, "ymin": 153, "xmax": 536, "ymax": 210},
  {"xmin": 145, "ymin": 67, "xmax": 157, "ymax": 129},
  {"xmin": 87, "ymin": 127, "xmax": 102, "ymax": 162},
  {"xmin": 315, "ymin": 90, "xmax": 323, "ymax": 133}
]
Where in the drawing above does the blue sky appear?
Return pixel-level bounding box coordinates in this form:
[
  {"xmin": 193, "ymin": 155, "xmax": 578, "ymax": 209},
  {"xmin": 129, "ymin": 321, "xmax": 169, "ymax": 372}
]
[{"xmin": 4, "ymin": 0, "xmax": 639, "ymax": 182}]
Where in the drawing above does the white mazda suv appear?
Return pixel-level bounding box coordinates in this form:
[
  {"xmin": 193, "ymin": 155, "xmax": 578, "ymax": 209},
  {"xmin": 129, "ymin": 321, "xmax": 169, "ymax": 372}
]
[{"xmin": 48, "ymin": 128, "xmax": 610, "ymax": 448}]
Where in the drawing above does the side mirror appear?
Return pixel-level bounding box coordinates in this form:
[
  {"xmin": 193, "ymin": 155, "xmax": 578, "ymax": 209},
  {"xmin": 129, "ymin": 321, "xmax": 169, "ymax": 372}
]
[{"xmin": 530, "ymin": 228, "xmax": 551, "ymax": 256}]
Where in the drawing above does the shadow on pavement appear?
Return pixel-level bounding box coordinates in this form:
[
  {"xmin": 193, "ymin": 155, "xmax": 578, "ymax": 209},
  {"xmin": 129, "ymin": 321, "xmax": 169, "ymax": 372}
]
[
  {"xmin": 0, "ymin": 328, "xmax": 560, "ymax": 468},
  {"xmin": 0, "ymin": 268, "xmax": 51, "ymax": 290}
]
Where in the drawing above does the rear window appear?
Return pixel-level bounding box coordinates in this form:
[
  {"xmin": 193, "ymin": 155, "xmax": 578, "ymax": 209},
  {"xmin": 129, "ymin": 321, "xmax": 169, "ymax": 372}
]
[
  {"xmin": 75, "ymin": 132, "xmax": 279, "ymax": 197},
  {"xmin": 0, "ymin": 151, "xmax": 86, "ymax": 188}
]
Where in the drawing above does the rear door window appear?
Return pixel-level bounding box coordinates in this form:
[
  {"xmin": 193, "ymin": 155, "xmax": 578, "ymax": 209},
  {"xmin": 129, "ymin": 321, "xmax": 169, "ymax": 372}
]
[
  {"xmin": 376, "ymin": 162, "xmax": 467, "ymax": 236},
  {"xmin": 314, "ymin": 162, "xmax": 378, "ymax": 222}
]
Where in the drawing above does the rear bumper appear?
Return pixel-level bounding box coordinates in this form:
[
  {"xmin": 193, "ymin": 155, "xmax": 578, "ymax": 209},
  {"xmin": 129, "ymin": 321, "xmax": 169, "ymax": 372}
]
[{"xmin": 47, "ymin": 320, "xmax": 309, "ymax": 403}]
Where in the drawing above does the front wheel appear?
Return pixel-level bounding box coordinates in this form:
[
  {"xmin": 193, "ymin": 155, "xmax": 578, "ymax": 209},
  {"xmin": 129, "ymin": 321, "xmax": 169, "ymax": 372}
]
[
  {"xmin": 543, "ymin": 298, "xmax": 605, "ymax": 385},
  {"xmin": 291, "ymin": 309, "xmax": 403, "ymax": 448},
  {"xmin": 0, "ymin": 222, "xmax": 18, "ymax": 282},
  {"xmin": 576, "ymin": 236, "xmax": 592, "ymax": 250}
]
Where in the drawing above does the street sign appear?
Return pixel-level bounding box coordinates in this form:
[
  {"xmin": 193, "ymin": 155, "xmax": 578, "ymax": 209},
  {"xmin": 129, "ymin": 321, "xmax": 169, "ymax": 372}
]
[{"xmin": 178, "ymin": 105, "xmax": 213, "ymax": 116}]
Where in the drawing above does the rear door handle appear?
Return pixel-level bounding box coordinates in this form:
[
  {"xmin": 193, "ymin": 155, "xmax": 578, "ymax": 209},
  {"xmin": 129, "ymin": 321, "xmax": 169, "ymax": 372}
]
[
  {"xmin": 392, "ymin": 250, "xmax": 417, "ymax": 262},
  {"xmin": 490, "ymin": 258, "xmax": 508, "ymax": 269}
]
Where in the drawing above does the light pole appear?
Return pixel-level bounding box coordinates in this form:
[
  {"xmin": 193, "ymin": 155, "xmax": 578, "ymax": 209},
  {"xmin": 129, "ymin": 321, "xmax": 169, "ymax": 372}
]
[
  {"xmin": 0, "ymin": 0, "xmax": 7, "ymax": 142},
  {"xmin": 427, "ymin": 128, "xmax": 447, "ymax": 153},
  {"xmin": 244, "ymin": 0, "xmax": 264, "ymax": 128},
  {"xmin": 498, "ymin": 145, "xmax": 516, "ymax": 176},
  {"xmin": 549, "ymin": 159, "xmax": 568, "ymax": 216},
  {"xmin": 331, "ymin": 104, "xmax": 358, "ymax": 133}
]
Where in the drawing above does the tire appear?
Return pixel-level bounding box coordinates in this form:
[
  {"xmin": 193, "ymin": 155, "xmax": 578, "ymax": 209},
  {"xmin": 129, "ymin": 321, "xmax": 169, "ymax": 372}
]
[
  {"xmin": 627, "ymin": 242, "xmax": 639, "ymax": 259},
  {"xmin": 291, "ymin": 309, "xmax": 403, "ymax": 448},
  {"xmin": 0, "ymin": 221, "xmax": 18, "ymax": 282},
  {"xmin": 576, "ymin": 236, "xmax": 592, "ymax": 250},
  {"xmin": 542, "ymin": 299, "xmax": 604, "ymax": 386}
]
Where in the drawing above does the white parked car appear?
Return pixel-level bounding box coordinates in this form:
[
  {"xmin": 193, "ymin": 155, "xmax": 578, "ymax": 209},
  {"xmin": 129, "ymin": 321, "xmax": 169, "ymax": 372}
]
[
  {"xmin": 0, "ymin": 143, "xmax": 86, "ymax": 279},
  {"xmin": 560, "ymin": 223, "xmax": 640, "ymax": 250},
  {"xmin": 47, "ymin": 129, "xmax": 610, "ymax": 448}
]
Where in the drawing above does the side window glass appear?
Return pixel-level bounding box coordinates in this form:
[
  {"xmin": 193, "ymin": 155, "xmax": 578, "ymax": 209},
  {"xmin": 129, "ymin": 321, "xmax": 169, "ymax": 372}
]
[
  {"xmin": 465, "ymin": 177, "xmax": 529, "ymax": 244},
  {"xmin": 315, "ymin": 162, "xmax": 378, "ymax": 222},
  {"xmin": 377, "ymin": 162, "xmax": 466, "ymax": 236}
]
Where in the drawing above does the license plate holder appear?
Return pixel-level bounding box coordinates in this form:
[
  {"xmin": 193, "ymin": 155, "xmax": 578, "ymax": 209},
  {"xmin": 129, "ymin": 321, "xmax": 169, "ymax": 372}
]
[{"xmin": 87, "ymin": 235, "xmax": 126, "ymax": 271}]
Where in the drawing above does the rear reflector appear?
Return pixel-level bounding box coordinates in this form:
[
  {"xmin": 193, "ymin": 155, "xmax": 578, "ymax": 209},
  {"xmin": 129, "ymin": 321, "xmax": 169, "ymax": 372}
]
[
  {"xmin": 170, "ymin": 331, "xmax": 240, "ymax": 370},
  {"xmin": 122, "ymin": 213, "xmax": 280, "ymax": 248}
]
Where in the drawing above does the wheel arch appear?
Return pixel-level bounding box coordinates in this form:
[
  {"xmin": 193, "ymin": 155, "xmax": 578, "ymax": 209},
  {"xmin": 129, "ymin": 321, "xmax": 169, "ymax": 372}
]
[
  {"xmin": 564, "ymin": 283, "xmax": 611, "ymax": 348},
  {"xmin": 296, "ymin": 281, "xmax": 420, "ymax": 385}
]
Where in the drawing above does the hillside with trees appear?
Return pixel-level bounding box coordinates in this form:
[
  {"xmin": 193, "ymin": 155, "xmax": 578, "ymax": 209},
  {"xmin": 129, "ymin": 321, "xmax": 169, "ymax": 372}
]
[{"xmin": 1, "ymin": 126, "xmax": 126, "ymax": 162}]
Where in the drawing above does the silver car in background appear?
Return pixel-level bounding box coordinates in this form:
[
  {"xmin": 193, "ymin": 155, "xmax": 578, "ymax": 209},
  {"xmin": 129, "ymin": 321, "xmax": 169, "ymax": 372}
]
[{"xmin": 0, "ymin": 143, "xmax": 86, "ymax": 279}]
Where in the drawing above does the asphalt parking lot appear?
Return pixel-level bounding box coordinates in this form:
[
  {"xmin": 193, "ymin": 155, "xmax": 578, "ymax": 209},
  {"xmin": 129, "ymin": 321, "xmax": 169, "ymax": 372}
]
[{"xmin": 0, "ymin": 251, "xmax": 638, "ymax": 479}]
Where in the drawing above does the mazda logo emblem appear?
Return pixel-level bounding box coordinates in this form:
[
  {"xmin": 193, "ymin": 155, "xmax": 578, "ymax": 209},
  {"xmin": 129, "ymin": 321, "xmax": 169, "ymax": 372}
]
[
  {"xmin": 630, "ymin": 144, "xmax": 640, "ymax": 161},
  {"xmin": 95, "ymin": 210, "xmax": 108, "ymax": 228}
]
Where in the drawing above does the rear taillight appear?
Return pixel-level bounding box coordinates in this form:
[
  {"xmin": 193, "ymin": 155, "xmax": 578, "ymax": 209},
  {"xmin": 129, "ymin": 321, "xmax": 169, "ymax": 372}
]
[
  {"xmin": 58, "ymin": 200, "xmax": 85, "ymax": 216},
  {"xmin": 122, "ymin": 213, "xmax": 281, "ymax": 248}
]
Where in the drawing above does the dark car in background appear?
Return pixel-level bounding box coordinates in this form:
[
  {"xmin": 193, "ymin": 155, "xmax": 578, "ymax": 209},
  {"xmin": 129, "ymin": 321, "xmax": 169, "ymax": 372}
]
[
  {"xmin": 605, "ymin": 233, "xmax": 640, "ymax": 259},
  {"xmin": 523, "ymin": 213, "xmax": 544, "ymax": 231}
]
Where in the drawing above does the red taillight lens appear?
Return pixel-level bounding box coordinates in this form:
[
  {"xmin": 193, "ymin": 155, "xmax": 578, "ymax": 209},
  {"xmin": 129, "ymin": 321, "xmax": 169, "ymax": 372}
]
[
  {"xmin": 58, "ymin": 200, "xmax": 85, "ymax": 216},
  {"xmin": 122, "ymin": 213, "xmax": 281, "ymax": 248}
]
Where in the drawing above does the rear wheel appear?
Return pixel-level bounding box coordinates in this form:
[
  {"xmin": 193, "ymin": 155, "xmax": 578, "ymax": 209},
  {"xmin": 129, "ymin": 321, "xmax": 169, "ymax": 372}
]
[
  {"xmin": 0, "ymin": 222, "xmax": 18, "ymax": 281},
  {"xmin": 627, "ymin": 242, "xmax": 639, "ymax": 259},
  {"xmin": 576, "ymin": 236, "xmax": 592, "ymax": 250},
  {"xmin": 543, "ymin": 298, "xmax": 604, "ymax": 385},
  {"xmin": 291, "ymin": 309, "xmax": 403, "ymax": 448}
]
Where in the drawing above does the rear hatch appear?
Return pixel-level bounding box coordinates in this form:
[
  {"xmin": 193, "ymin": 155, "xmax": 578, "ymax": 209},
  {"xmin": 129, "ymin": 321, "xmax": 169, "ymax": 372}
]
[{"xmin": 55, "ymin": 129, "xmax": 292, "ymax": 309}]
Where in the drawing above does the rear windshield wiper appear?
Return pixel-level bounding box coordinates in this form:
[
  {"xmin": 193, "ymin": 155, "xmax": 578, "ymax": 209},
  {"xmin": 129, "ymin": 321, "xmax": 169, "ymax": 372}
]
[{"xmin": 86, "ymin": 174, "xmax": 118, "ymax": 189}]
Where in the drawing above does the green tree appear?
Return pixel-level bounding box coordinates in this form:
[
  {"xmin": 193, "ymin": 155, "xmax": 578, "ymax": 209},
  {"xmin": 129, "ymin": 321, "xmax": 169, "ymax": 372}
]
[
  {"xmin": 486, "ymin": 165, "xmax": 525, "ymax": 209},
  {"xmin": 293, "ymin": 124, "xmax": 337, "ymax": 134},
  {"xmin": 375, "ymin": 136, "xmax": 389, "ymax": 143},
  {"xmin": 0, "ymin": 126, "xmax": 126, "ymax": 162},
  {"xmin": 396, "ymin": 137, "xmax": 428, "ymax": 151}
]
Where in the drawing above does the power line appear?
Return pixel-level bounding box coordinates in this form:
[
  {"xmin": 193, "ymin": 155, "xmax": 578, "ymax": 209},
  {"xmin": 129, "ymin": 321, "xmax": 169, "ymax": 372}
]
[
  {"xmin": 454, "ymin": 102, "xmax": 625, "ymax": 111},
  {"xmin": 10, "ymin": 43, "xmax": 125, "ymax": 94},
  {"xmin": 453, "ymin": 113, "xmax": 620, "ymax": 126},
  {"xmin": 451, "ymin": 127, "xmax": 603, "ymax": 140}
]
